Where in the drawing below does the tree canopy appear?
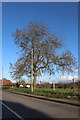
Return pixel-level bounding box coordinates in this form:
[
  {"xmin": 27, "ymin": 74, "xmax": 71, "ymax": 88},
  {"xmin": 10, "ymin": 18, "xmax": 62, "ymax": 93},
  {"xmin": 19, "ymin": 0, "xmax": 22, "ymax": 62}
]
[{"xmin": 10, "ymin": 21, "xmax": 77, "ymax": 89}]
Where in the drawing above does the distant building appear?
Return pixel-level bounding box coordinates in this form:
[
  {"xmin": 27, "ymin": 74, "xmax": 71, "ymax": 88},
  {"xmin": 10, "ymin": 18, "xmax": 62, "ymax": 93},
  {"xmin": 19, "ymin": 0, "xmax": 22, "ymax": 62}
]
[
  {"xmin": 19, "ymin": 84, "xmax": 24, "ymax": 88},
  {"xmin": 0, "ymin": 78, "xmax": 13, "ymax": 87},
  {"xmin": 26, "ymin": 83, "xmax": 31, "ymax": 88}
]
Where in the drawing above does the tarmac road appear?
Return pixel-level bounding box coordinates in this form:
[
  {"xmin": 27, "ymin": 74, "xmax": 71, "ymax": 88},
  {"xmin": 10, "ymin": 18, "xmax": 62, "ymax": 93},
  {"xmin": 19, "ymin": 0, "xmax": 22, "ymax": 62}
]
[{"xmin": 1, "ymin": 90, "xmax": 79, "ymax": 119}]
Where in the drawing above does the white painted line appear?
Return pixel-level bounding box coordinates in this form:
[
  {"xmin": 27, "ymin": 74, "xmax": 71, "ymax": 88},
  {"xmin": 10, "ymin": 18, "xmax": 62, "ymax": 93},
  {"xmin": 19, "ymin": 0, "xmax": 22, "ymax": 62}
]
[{"xmin": 1, "ymin": 102, "xmax": 23, "ymax": 120}]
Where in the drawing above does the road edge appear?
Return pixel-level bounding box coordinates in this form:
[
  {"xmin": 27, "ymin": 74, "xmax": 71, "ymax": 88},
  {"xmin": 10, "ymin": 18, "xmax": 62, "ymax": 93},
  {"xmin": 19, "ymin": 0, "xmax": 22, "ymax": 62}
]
[{"xmin": 5, "ymin": 90, "xmax": 80, "ymax": 107}]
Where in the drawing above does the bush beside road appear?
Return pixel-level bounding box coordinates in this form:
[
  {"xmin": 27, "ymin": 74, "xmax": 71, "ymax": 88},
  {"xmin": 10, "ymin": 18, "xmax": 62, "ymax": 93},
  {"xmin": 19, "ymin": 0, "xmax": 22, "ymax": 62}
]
[{"xmin": 2, "ymin": 87, "xmax": 79, "ymax": 101}]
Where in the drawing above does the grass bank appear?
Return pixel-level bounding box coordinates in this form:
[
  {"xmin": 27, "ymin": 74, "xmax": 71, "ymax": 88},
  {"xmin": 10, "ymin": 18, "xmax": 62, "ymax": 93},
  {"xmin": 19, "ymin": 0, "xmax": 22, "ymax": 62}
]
[{"xmin": 2, "ymin": 87, "xmax": 79, "ymax": 100}]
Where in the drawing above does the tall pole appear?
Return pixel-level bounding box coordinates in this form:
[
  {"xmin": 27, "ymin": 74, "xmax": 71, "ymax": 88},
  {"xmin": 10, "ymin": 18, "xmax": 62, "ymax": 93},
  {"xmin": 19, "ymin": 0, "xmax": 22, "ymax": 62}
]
[
  {"xmin": 2, "ymin": 65, "xmax": 3, "ymax": 79},
  {"xmin": 73, "ymin": 78, "xmax": 75, "ymax": 91},
  {"xmin": 1, "ymin": 65, "xmax": 3, "ymax": 87},
  {"xmin": 31, "ymin": 48, "xmax": 33, "ymax": 93}
]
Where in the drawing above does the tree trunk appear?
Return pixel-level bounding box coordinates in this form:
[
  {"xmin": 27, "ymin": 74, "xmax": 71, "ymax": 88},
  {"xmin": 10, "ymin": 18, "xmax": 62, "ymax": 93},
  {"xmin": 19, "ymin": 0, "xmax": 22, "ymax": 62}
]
[{"xmin": 33, "ymin": 74, "xmax": 37, "ymax": 90}]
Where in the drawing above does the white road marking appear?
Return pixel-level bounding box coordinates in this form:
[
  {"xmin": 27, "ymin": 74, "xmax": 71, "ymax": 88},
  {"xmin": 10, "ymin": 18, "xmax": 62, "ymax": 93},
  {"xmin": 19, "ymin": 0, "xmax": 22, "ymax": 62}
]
[{"xmin": 1, "ymin": 101, "xmax": 23, "ymax": 120}]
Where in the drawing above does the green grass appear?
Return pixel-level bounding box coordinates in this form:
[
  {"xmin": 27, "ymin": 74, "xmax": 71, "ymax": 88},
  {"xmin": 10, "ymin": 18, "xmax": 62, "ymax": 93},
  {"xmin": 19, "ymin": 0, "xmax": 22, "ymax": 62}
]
[
  {"xmin": 33, "ymin": 88, "xmax": 79, "ymax": 99},
  {"xmin": 2, "ymin": 87, "xmax": 31, "ymax": 93},
  {"xmin": 2, "ymin": 86, "xmax": 79, "ymax": 100}
]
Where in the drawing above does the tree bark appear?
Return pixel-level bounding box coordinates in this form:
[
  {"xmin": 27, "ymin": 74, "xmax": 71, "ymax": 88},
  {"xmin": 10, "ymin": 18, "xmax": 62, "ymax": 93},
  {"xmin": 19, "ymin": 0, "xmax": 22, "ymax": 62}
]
[{"xmin": 33, "ymin": 73, "xmax": 37, "ymax": 90}]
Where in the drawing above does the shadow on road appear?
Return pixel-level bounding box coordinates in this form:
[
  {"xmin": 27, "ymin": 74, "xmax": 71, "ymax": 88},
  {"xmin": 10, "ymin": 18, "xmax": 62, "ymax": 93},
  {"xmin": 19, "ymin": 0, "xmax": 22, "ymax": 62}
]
[
  {"xmin": 2, "ymin": 100, "xmax": 54, "ymax": 120},
  {"xmin": 1, "ymin": 100, "xmax": 79, "ymax": 120}
]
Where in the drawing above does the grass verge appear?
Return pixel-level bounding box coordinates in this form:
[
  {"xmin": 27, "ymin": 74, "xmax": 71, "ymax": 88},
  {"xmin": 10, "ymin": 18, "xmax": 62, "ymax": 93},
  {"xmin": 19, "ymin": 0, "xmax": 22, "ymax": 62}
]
[{"xmin": 2, "ymin": 86, "xmax": 79, "ymax": 100}]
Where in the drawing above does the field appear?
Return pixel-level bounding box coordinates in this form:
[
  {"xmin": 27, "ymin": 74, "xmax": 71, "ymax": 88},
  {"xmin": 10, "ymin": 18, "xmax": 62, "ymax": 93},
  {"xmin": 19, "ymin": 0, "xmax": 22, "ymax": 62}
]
[{"xmin": 2, "ymin": 87, "xmax": 79, "ymax": 100}]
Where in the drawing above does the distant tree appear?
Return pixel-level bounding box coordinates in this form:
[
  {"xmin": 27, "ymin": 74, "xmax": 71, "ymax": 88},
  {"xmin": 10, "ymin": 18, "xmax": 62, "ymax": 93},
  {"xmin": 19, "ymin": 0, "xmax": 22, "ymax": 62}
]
[
  {"xmin": 18, "ymin": 79, "xmax": 26, "ymax": 87},
  {"xmin": 10, "ymin": 21, "xmax": 77, "ymax": 90},
  {"xmin": 42, "ymin": 82, "xmax": 51, "ymax": 88},
  {"xmin": 16, "ymin": 82, "xmax": 19, "ymax": 87}
]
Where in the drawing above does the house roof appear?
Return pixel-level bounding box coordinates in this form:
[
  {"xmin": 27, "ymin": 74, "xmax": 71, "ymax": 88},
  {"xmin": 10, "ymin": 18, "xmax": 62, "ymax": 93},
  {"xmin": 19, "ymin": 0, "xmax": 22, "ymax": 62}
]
[{"xmin": 0, "ymin": 78, "xmax": 13, "ymax": 86}]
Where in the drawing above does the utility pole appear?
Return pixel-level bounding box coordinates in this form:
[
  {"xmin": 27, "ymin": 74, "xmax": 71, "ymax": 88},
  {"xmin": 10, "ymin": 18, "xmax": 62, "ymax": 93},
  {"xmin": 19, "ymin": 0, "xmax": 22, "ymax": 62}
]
[
  {"xmin": 73, "ymin": 78, "xmax": 75, "ymax": 91},
  {"xmin": 2, "ymin": 65, "xmax": 3, "ymax": 79},
  {"xmin": 1, "ymin": 65, "xmax": 3, "ymax": 87},
  {"xmin": 31, "ymin": 48, "xmax": 33, "ymax": 93}
]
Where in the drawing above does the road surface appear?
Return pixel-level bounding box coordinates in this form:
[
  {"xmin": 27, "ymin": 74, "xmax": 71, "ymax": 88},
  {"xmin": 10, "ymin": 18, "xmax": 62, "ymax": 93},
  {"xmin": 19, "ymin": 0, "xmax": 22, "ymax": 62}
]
[{"xmin": 0, "ymin": 90, "xmax": 79, "ymax": 119}]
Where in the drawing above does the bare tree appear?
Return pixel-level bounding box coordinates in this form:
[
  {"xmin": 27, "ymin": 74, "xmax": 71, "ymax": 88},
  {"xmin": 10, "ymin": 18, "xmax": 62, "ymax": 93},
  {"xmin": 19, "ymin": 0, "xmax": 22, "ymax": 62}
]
[{"xmin": 10, "ymin": 21, "xmax": 77, "ymax": 89}]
